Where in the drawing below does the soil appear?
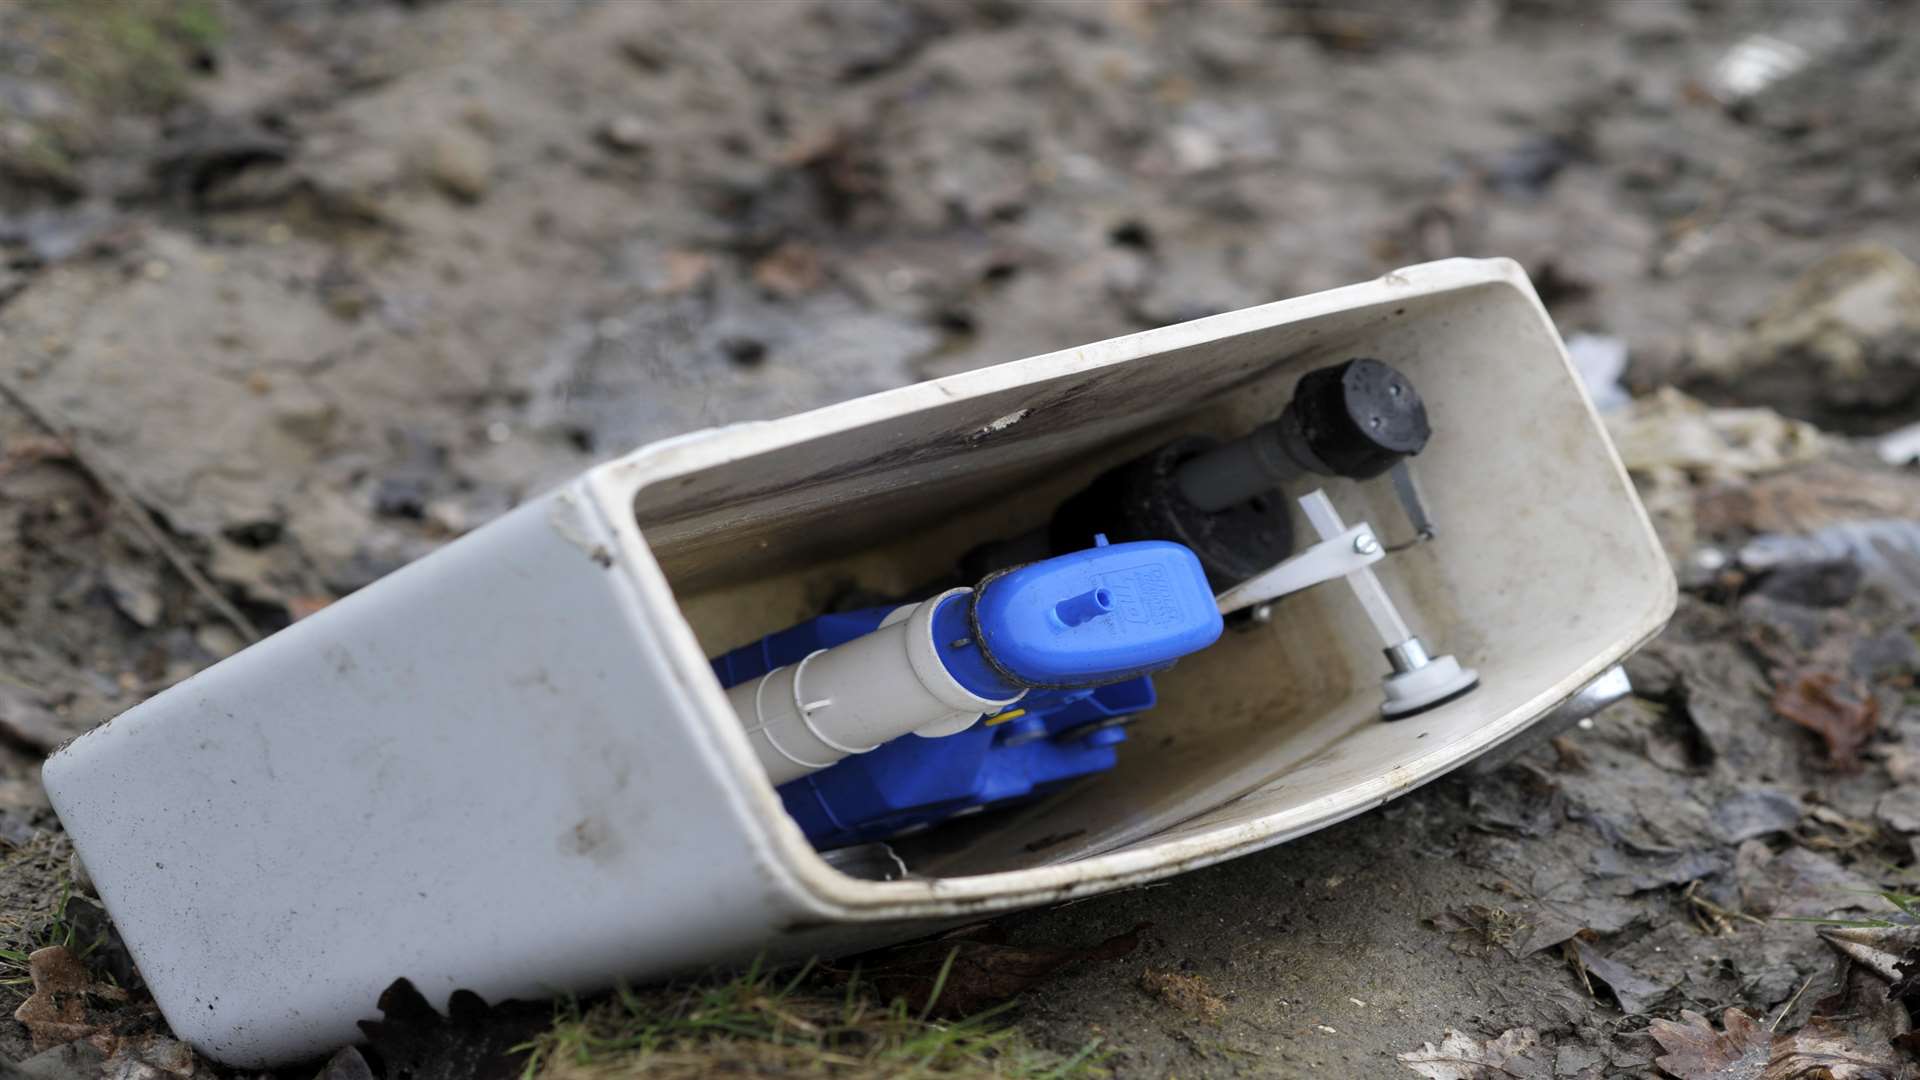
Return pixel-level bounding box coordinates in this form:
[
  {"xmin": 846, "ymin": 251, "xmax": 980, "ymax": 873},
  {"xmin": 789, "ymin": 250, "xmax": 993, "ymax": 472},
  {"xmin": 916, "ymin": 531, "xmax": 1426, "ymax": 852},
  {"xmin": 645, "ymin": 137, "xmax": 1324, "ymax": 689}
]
[{"xmin": 5, "ymin": 1, "xmax": 1920, "ymax": 1076}]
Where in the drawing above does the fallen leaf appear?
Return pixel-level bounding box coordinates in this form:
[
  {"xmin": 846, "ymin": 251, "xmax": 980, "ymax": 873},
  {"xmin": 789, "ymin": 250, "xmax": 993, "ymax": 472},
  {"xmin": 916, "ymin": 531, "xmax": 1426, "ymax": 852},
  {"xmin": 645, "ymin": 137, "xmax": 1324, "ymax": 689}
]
[
  {"xmin": 1772, "ymin": 669, "xmax": 1878, "ymax": 768},
  {"xmin": 1650, "ymin": 1009, "xmax": 1770, "ymax": 1079},
  {"xmin": 1398, "ymin": 1027, "xmax": 1548, "ymax": 1079},
  {"xmin": 1764, "ymin": 1017, "xmax": 1909, "ymax": 1079},
  {"xmin": 1573, "ymin": 937, "xmax": 1667, "ymax": 1015},
  {"xmin": 751, "ymin": 242, "xmax": 823, "ymax": 299},
  {"xmin": 13, "ymin": 945, "xmax": 97, "ymax": 1051},
  {"xmin": 0, "ymin": 682, "xmax": 67, "ymax": 755},
  {"xmin": 831, "ymin": 923, "xmax": 1144, "ymax": 1018},
  {"xmin": 100, "ymin": 560, "xmax": 165, "ymax": 629},
  {"xmin": 1650, "ymin": 1007, "xmax": 1910, "ymax": 1080},
  {"xmin": 1876, "ymin": 788, "xmax": 1920, "ymax": 834},
  {"xmin": 0, "ymin": 433, "xmax": 74, "ymax": 475},
  {"xmin": 356, "ymin": 978, "xmax": 547, "ymax": 1080},
  {"xmin": 11, "ymin": 943, "xmax": 144, "ymax": 1060},
  {"xmin": 1741, "ymin": 844, "xmax": 1881, "ymax": 919},
  {"xmin": 657, "ymin": 249, "xmax": 715, "ymax": 296},
  {"xmin": 1711, "ymin": 788, "xmax": 1804, "ymax": 844}
]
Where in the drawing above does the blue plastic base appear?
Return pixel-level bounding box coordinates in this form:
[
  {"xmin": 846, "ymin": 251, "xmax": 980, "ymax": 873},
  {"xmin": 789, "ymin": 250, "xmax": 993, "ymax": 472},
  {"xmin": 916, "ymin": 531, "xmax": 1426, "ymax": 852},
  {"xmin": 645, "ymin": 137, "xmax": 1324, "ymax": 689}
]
[{"xmin": 710, "ymin": 604, "xmax": 1151, "ymax": 850}]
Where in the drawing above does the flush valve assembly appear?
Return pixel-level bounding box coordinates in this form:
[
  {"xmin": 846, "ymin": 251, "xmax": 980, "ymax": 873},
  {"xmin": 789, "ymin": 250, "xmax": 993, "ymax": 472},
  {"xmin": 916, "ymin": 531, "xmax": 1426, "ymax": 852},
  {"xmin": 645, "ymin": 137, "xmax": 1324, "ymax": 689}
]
[{"xmin": 716, "ymin": 357, "xmax": 1475, "ymax": 852}]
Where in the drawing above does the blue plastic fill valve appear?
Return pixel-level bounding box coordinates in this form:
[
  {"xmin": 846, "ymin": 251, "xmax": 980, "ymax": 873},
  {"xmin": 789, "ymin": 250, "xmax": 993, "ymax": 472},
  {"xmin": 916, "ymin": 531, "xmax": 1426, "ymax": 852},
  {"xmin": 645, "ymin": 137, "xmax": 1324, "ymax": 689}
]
[{"xmin": 717, "ymin": 539, "xmax": 1223, "ymax": 841}]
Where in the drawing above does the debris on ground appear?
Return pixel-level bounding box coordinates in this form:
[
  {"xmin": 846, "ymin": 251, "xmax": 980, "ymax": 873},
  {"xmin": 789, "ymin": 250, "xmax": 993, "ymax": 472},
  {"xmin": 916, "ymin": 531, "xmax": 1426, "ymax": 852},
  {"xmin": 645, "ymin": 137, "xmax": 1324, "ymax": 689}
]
[
  {"xmin": 1648, "ymin": 1009, "xmax": 1774, "ymax": 1079},
  {"xmin": 1771, "ymin": 669, "xmax": 1879, "ymax": 769},
  {"xmin": 1606, "ymin": 388, "xmax": 1824, "ymax": 559},
  {"xmin": 1567, "ymin": 334, "xmax": 1630, "ymax": 413},
  {"xmin": 1608, "ymin": 389, "xmax": 1826, "ymax": 480},
  {"xmin": 1398, "ymin": 1027, "xmax": 1549, "ymax": 1079},
  {"xmin": 828, "ymin": 924, "xmax": 1144, "ymax": 1019},
  {"xmin": 523, "ymin": 962, "xmax": 1106, "ymax": 1079},
  {"xmin": 1683, "ymin": 245, "xmax": 1920, "ymax": 435},
  {"xmin": 1650, "ymin": 1005, "xmax": 1911, "ymax": 1080},
  {"xmin": 12, "ymin": 947, "xmax": 116, "ymax": 1053},
  {"xmin": 355, "ymin": 979, "xmax": 547, "ymax": 1080},
  {"xmin": 312, "ymin": 1047, "xmax": 377, "ymax": 1080},
  {"xmin": 1137, "ymin": 970, "xmax": 1226, "ymax": 1023}
]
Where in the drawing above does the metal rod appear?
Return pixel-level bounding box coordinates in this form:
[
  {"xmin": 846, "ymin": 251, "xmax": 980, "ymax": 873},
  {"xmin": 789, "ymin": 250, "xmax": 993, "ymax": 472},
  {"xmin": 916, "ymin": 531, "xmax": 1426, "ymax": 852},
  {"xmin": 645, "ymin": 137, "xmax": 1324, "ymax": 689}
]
[{"xmin": 1298, "ymin": 490, "xmax": 1413, "ymax": 647}]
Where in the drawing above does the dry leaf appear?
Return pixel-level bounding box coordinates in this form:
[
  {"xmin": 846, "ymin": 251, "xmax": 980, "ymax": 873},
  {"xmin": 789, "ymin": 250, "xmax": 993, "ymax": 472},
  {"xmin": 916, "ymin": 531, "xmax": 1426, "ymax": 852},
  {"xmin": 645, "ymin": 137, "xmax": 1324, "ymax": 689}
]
[
  {"xmin": 1651, "ymin": 1009, "xmax": 1770, "ymax": 1079},
  {"xmin": 1398, "ymin": 1027, "xmax": 1548, "ymax": 1079},
  {"xmin": 1572, "ymin": 937, "xmax": 1667, "ymax": 1014},
  {"xmin": 1820, "ymin": 924, "xmax": 1920, "ymax": 983},
  {"xmin": 11, "ymin": 943, "xmax": 133, "ymax": 1054},
  {"xmin": 12, "ymin": 945, "xmax": 98, "ymax": 1051},
  {"xmin": 1650, "ymin": 1007, "xmax": 1910, "ymax": 1080},
  {"xmin": 1765, "ymin": 1018, "xmax": 1909, "ymax": 1079},
  {"xmin": 658, "ymin": 249, "xmax": 715, "ymax": 296},
  {"xmin": 750, "ymin": 242, "xmax": 823, "ymax": 299},
  {"xmin": 1773, "ymin": 669, "xmax": 1879, "ymax": 768},
  {"xmin": 0, "ymin": 433, "xmax": 74, "ymax": 475}
]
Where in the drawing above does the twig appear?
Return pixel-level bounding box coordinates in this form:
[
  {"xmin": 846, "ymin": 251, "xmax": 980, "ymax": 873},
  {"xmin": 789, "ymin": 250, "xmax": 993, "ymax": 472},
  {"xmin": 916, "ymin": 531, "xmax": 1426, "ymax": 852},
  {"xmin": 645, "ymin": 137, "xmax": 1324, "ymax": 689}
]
[
  {"xmin": 1767, "ymin": 974, "xmax": 1817, "ymax": 1033},
  {"xmin": 0, "ymin": 376, "xmax": 261, "ymax": 643},
  {"xmin": 1683, "ymin": 879, "xmax": 1765, "ymax": 935}
]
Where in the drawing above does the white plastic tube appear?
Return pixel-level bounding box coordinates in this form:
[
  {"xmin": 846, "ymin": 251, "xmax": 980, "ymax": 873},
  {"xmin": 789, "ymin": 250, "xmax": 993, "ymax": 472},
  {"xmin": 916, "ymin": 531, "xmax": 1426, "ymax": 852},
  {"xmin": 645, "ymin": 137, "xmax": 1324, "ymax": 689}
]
[{"xmin": 728, "ymin": 588, "xmax": 1022, "ymax": 785}]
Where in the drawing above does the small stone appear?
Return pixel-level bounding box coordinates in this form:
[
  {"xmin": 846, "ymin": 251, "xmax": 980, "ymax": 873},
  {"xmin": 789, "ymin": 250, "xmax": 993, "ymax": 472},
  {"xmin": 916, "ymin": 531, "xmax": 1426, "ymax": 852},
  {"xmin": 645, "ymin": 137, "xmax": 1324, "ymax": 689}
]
[
  {"xmin": 599, "ymin": 115, "xmax": 648, "ymax": 153},
  {"xmin": 271, "ymin": 381, "xmax": 340, "ymax": 445},
  {"xmin": 195, "ymin": 624, "xmax": 245, "ymax": 659},
  {"xmin": 427, "ymin": 129, "xmax": 493, "ymax": 202},
  {"xmin": 101, "ymin": 561, "xmax": 164, "ymax": 628},
  {"xmin": 1710, "ymin": 788, "xmax": 1803, "ymax": 843},
  {"xmin": 1877, "ymin": 787, "xmax": 1920, "ymax": 834},
  {"xmin": 310, "ymin": 144, "xmax": 404, "ymax": 220},
  {"xmin": 141, "ymin": 259, "xmax": 170, "ymax": 281}
]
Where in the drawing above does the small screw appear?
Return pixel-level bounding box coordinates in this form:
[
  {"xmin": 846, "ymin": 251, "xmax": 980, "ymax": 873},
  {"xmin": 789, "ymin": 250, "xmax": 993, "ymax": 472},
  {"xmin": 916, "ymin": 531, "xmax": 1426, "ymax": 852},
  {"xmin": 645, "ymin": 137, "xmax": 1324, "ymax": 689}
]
[{"xmin": 1354, "ymin": 533, "xmax": 1381, "ymax": 556}]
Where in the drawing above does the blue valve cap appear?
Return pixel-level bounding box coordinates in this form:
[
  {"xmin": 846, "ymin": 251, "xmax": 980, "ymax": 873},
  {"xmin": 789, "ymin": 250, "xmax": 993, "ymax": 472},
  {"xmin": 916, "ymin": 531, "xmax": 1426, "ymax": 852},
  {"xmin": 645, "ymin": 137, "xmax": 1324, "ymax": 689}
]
[{"xmin": 973, "ymin": 540, "xmax": 1222, "ymax": 687}]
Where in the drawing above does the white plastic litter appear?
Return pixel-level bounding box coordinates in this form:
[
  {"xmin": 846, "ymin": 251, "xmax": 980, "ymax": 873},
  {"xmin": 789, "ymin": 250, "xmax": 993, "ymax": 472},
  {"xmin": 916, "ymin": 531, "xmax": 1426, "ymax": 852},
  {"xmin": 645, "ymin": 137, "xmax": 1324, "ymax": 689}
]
[
  {"xmin": 1876, "ymin": 422, "xmax": 1920, "ymax": 467},
  {"xmin": 1565, "ymin": 333, "xmax": 1629, "ymax": 413},
  {"xmin": 1739, "ymin": 520, "xmax": 1920, "ymax": 606}
]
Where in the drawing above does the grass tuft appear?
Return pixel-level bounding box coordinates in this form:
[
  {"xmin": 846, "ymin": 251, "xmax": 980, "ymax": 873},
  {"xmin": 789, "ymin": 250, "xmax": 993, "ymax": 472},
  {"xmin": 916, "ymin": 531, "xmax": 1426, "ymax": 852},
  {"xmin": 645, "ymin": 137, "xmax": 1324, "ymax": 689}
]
[
  {"xmin": 24, "ymin": 0, "xmax": 224, "ymax": 113},
  {"xmin": 1777, "ymin": 890, "xmax": 1920, "ymax": 928},
  {"xmin": 519, "ymin": 959, "xmax": 1106, "ymax": 1080},
  {"xmin": 0, "ymin": 871, "xmax": 95, "ymax": 989}
]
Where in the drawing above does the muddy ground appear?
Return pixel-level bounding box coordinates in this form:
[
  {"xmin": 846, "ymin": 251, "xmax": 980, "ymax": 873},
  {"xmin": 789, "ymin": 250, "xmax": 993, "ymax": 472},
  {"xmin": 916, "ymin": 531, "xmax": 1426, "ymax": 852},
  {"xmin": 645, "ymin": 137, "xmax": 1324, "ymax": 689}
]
[{"xmin": 5, "ymin": 1, "xmax": 1920, "ymax": 1076}]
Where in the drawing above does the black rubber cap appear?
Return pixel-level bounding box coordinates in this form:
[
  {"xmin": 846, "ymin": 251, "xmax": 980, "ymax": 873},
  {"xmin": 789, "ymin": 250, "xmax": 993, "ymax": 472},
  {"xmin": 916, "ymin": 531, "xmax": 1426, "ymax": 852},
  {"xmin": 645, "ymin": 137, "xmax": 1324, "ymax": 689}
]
[
  {"xmin": 1048, "ymin": 436, "xmax": 1294, "ymax": 590},
  {"xmin": 1286, "ymin": 358, "xmax": 1430, "ymax": 479}
]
